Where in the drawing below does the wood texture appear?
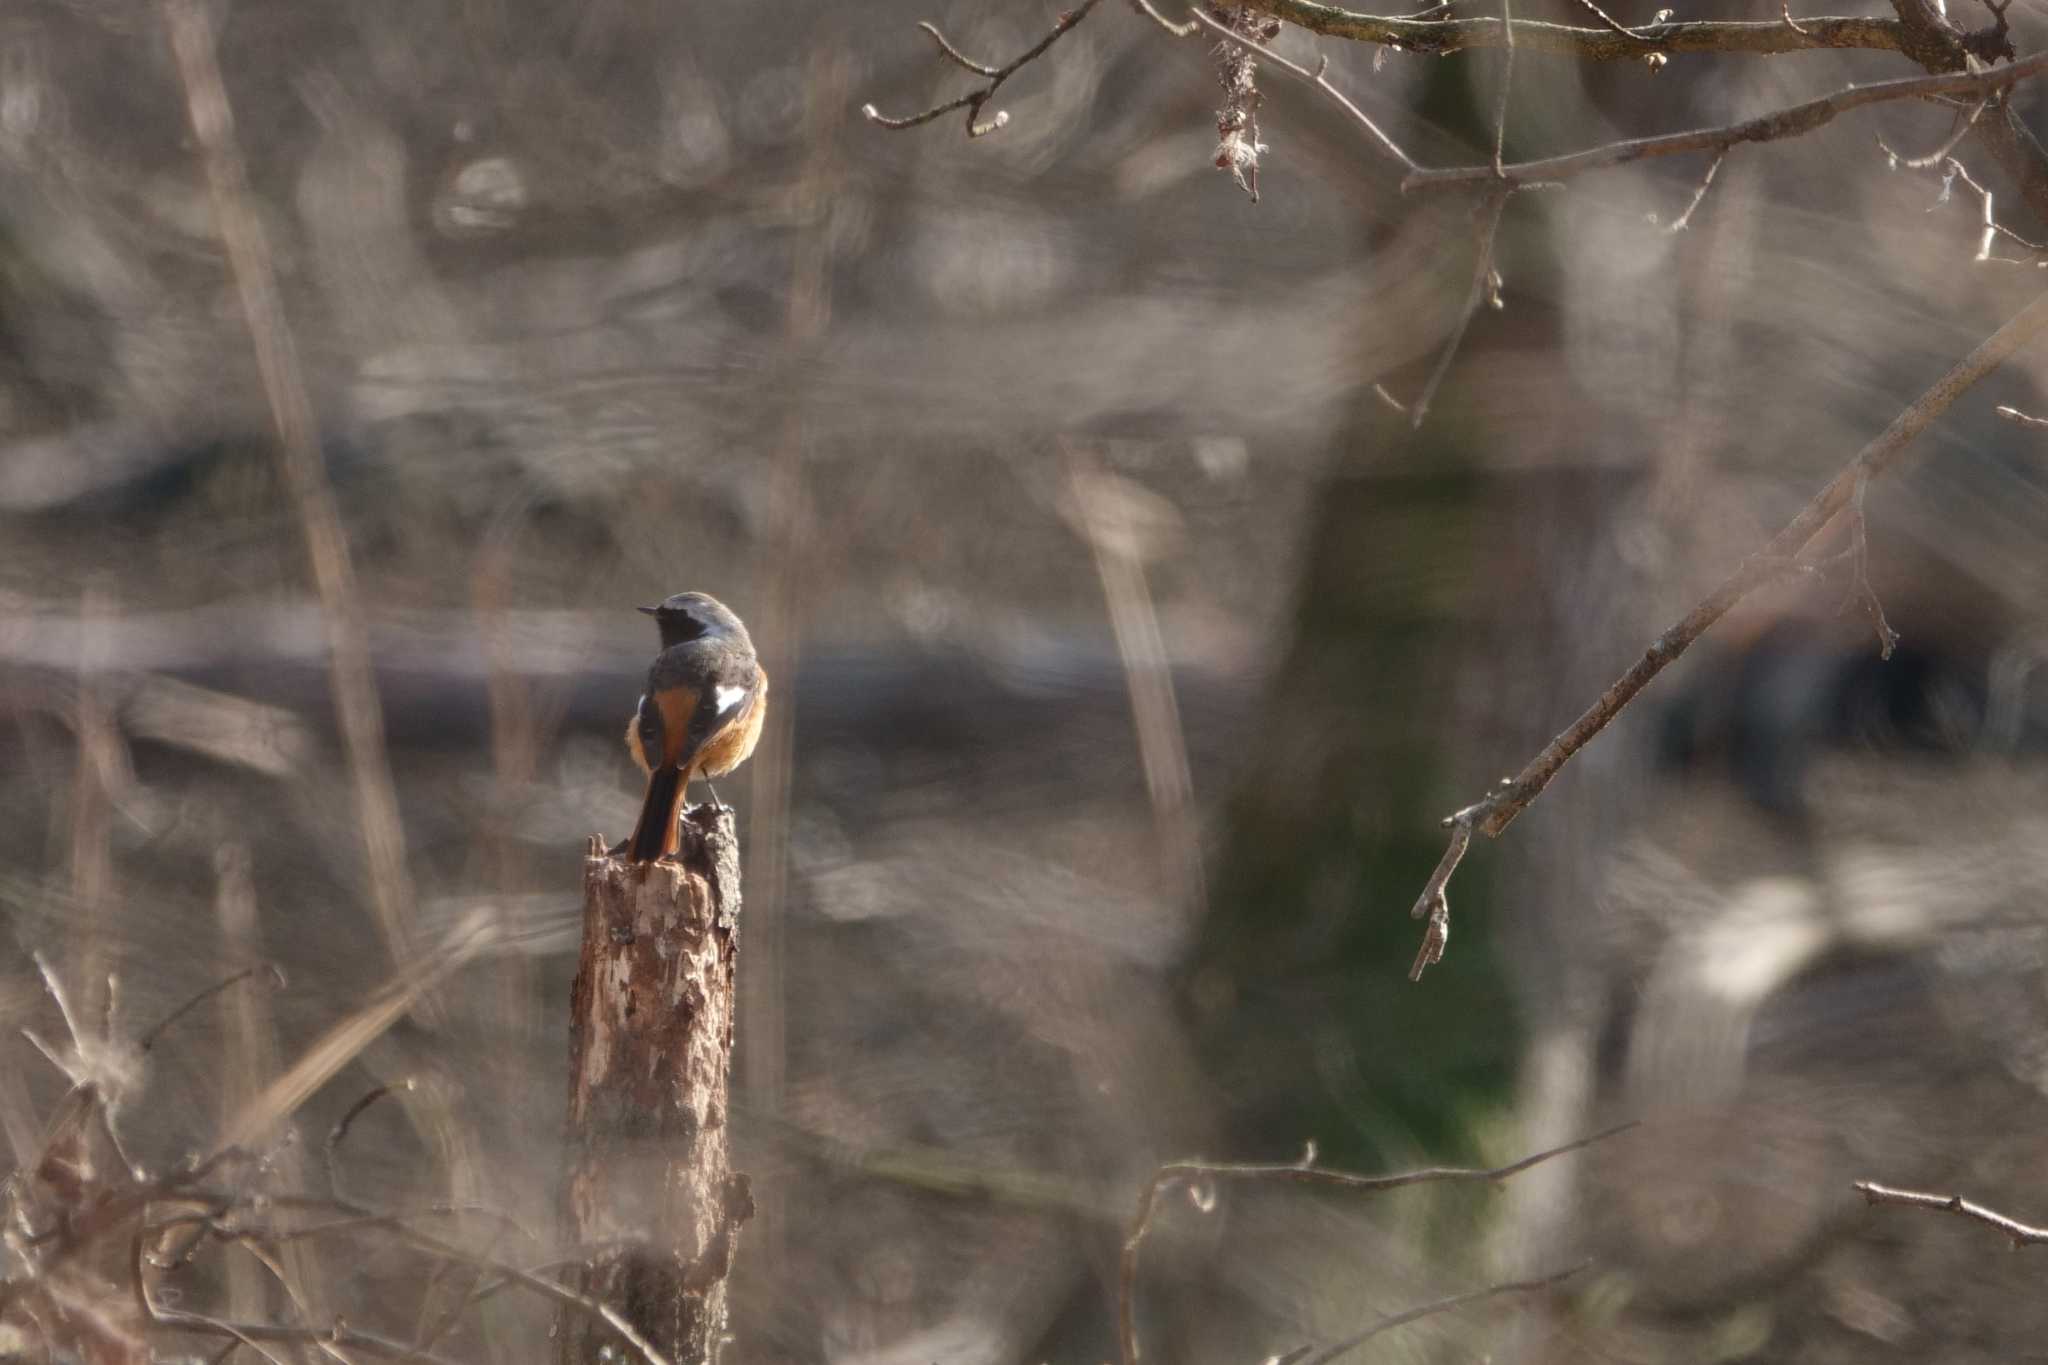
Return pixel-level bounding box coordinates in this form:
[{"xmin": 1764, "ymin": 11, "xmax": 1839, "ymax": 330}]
[{"xmin": 559, "ymin": 809, "xmax": 752, "ymax": 1365}]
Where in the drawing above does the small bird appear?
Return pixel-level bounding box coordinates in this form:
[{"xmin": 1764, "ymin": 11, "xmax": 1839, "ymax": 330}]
[{"xmin": 620, "ymin": 592, "xmax": 768, "ymax": 862}]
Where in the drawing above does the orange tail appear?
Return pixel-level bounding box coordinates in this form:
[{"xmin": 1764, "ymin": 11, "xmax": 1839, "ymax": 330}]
[{"xmin": 627, "ymin": 763, "xmax": 688, "ymax": 862}]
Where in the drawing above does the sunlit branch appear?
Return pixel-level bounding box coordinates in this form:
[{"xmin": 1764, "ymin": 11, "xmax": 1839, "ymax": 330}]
[
  {"xmin": 1406, "ymin": 48, "xmax": 2048, "ymax": 189},
  {"xmin": 1231, "ymin": 0, "xmax": 1906, "ymax": 58},
  {"xmin": 1405, "ymin": 281, "xmax": 2048, "ymax": 977}
]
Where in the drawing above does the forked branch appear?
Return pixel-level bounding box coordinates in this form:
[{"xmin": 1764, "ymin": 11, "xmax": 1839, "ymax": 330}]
[{"xmin": 863, "ymin": 0, "xmax": 1106, "ymax": 138}]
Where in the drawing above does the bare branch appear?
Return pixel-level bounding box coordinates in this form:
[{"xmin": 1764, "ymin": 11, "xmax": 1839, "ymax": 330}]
[
  {"xmin": 1408, "ymin": 189, "xmax": 1510, "ymax": 429},
  {"xmin": 1564, "ymin": 0, "xmax": 1658, "ymax": 45},
  {"xmin": 137, "ymin": 963, "xmax": 282, "ymax": 1054},
  {"xmin": 1131, "ymin": 0, "xmax": 1201, "ymax": 37},
  {"xmin": 1854, "ymin": 1179, "xmax": 2048, "ymax": 1247},
  {"xmin": 1231, "ymin": 0, "xmax": 1906, "ymax": 58},
  {"xmin": 1117, "ymin": 1121, "xmax": 1636, "ymax": 1364},
  {"xmin": 1292, "ymin": 1261, "xmax": 1591, "ymax": 1365},
  {"xmin": 1836, "ymin": 472, "xmax": 1900, "ymax": 660},
  {"xmin": 1879, "ymin": 97, "xmax": 1987, "ymax": 169},
  {"xmin": 1406, "ymin": 282, "xmax": 2048, "ymax": 976},
  {"xmin": 1938, "ymin": 157, "xmax": 2047, "ymax": 260},
  {"xmin": 864, "ymin": 0, "xmax": 1105, "ymax": 138},
  {"xmin": 1406, "ymin": 48, "xmax": 2048, "ymax": 190},
  {"xmin": 917, "ymin": 19, "xmax": 1001, "ymax": 77},
  {"xmin": 1665, "ymin": 150, "xmax": 1727, "ymax": 232},
  {"xmin": 322, "ymin": 1079, "xmax": 414, "ymax": 1201},
  {"xmin": 1408, "ymin": 785, "xmax": 1484, "ymax": 980},
  {"xmin": 1493, "ymin": 0, "xmax": 1516, "ymax": 176}
]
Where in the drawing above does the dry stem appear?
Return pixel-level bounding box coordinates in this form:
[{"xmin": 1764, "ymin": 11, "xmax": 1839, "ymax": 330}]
[{"xmin": 161, "ymin": 0, "xmax": 423, "ymax": 986}]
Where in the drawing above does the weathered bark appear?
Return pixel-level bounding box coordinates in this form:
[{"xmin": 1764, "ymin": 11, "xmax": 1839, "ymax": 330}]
[{"xmin": 558, "ymin": 809, "xmax": 752, "ymax": 1365}]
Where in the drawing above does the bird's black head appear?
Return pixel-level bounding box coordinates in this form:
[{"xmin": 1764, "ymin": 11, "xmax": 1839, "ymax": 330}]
[{"xmin": 638, "ymin": 592, "xmax": 749, "ymax": 650}]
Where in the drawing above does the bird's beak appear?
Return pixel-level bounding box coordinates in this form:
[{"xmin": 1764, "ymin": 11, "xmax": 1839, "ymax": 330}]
[{"xmin": 637, "ymin": 605, "xmax": 660, "ymax": 615}]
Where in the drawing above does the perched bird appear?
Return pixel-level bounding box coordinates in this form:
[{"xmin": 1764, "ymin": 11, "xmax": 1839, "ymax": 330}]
[{"xmin": 621, "ymin": 592, "xmax": 768, "ymax": 861}]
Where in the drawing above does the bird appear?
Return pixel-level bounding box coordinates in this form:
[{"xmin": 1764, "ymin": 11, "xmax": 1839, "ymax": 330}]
[{"xmin": 620, "ymin": 592, "xmax": 769, "ymax": 862}]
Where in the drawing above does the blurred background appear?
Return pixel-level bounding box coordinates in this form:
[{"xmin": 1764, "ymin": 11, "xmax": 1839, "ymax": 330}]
[{"xmin": 5, "ymin": 0, "xmax": 2048, "ymax": 1360}]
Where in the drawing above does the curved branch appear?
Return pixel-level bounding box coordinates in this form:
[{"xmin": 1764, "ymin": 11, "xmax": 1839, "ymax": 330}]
[{"xmin": 1405, "ymin": 46, "xmax": 2048, "ymax": 188}]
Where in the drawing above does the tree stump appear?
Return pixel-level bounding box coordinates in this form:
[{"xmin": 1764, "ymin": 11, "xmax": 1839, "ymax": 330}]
[{"xmin": 558, "ymin": 807, "xmax": 753, "ymax": 1365}]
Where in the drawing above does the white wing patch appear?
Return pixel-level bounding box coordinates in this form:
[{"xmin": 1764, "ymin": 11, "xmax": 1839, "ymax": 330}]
[{"xmin": 714, "ymin": 684, "xmax": 748, "ymax": 716}]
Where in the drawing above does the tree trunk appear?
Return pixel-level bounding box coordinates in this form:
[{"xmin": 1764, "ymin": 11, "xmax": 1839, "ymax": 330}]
[{"xmin": 558, "ymin": 809, "xmax": 753, "ymax": 1365}]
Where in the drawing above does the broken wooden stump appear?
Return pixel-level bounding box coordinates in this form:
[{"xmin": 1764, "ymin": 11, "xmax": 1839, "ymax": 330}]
[{"xmin": 558, "ymin": 806, "xmax": 752, "ymax": 1365}]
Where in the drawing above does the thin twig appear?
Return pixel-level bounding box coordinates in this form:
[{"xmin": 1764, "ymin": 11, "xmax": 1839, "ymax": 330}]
[
  {"xmin": 1408, "ymin": 189, "xmax": 1510, "ymax": 429},
  {"xmin": 1878, "ymin": 97, "xmax": 1987, "ymax": 170},
  {"xmin": 1189, "ymin": 5, "xmax": 1418, "ymax": 170},
  {"xmin": 1666, "ymin": 150, "xmax": 1726, "ymax": 233},
  {"xmin": 138, "ymin": 964, "xmax": 283, "ymax": 1054},
  {"xmin": 1854, "ymin": 1179, "xmax": 2048, "ymax": 1246},
  {"xmin": 1405, "ymin": 48, "xmax": 2048, "ymax": 190},
  {"xmin": 918, "ymin": 20, "xmax": 1000, "ymax": 77},
  {"xmin": 1996, "ymin": 403, "xmax": 2048, "ymax": 427},
  {"xmin": 1878, "ymin": 133, "xmax": 2047, "ymax": 260},
  {"xmin": 322, "ymin": 1080, "xmax": 412, "ymax": 1200},
  {"xmin": 1565, "ymin": 0, "xmax": 1656, "ymax": 43},
  {"xmin": 863, "ymin": 0, "xmax": 1105, "ymax": 138},
  {"xmin": 1293, "ymin": 1261, "xmax": 1591, "ymax": 1365},
  {"xmin": 1117, "ymin": 1121, "xmax": 1635, "ymax": 1364},
  {"xmin": 1131, "ymin": 0, "xmax": 1200, "ymax": 36},
  {"xmin": 1837, "ymin": 472, "xmax": 1899, "ymax": 659},
  {"xmin": 1405, "ymin": 282, "xmax": 2048, "ymax": 977},
  {"xmin": 1230, "ymin": 1, "xmax": 1905, "ymax": 58},
  {"xmin": 1939, "ymin": 157, "xmax": 2047, "ymax": 261},
  {"xmin": 1493, "ymin": 0, "xmax": 1515, "ymax": 176}
]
